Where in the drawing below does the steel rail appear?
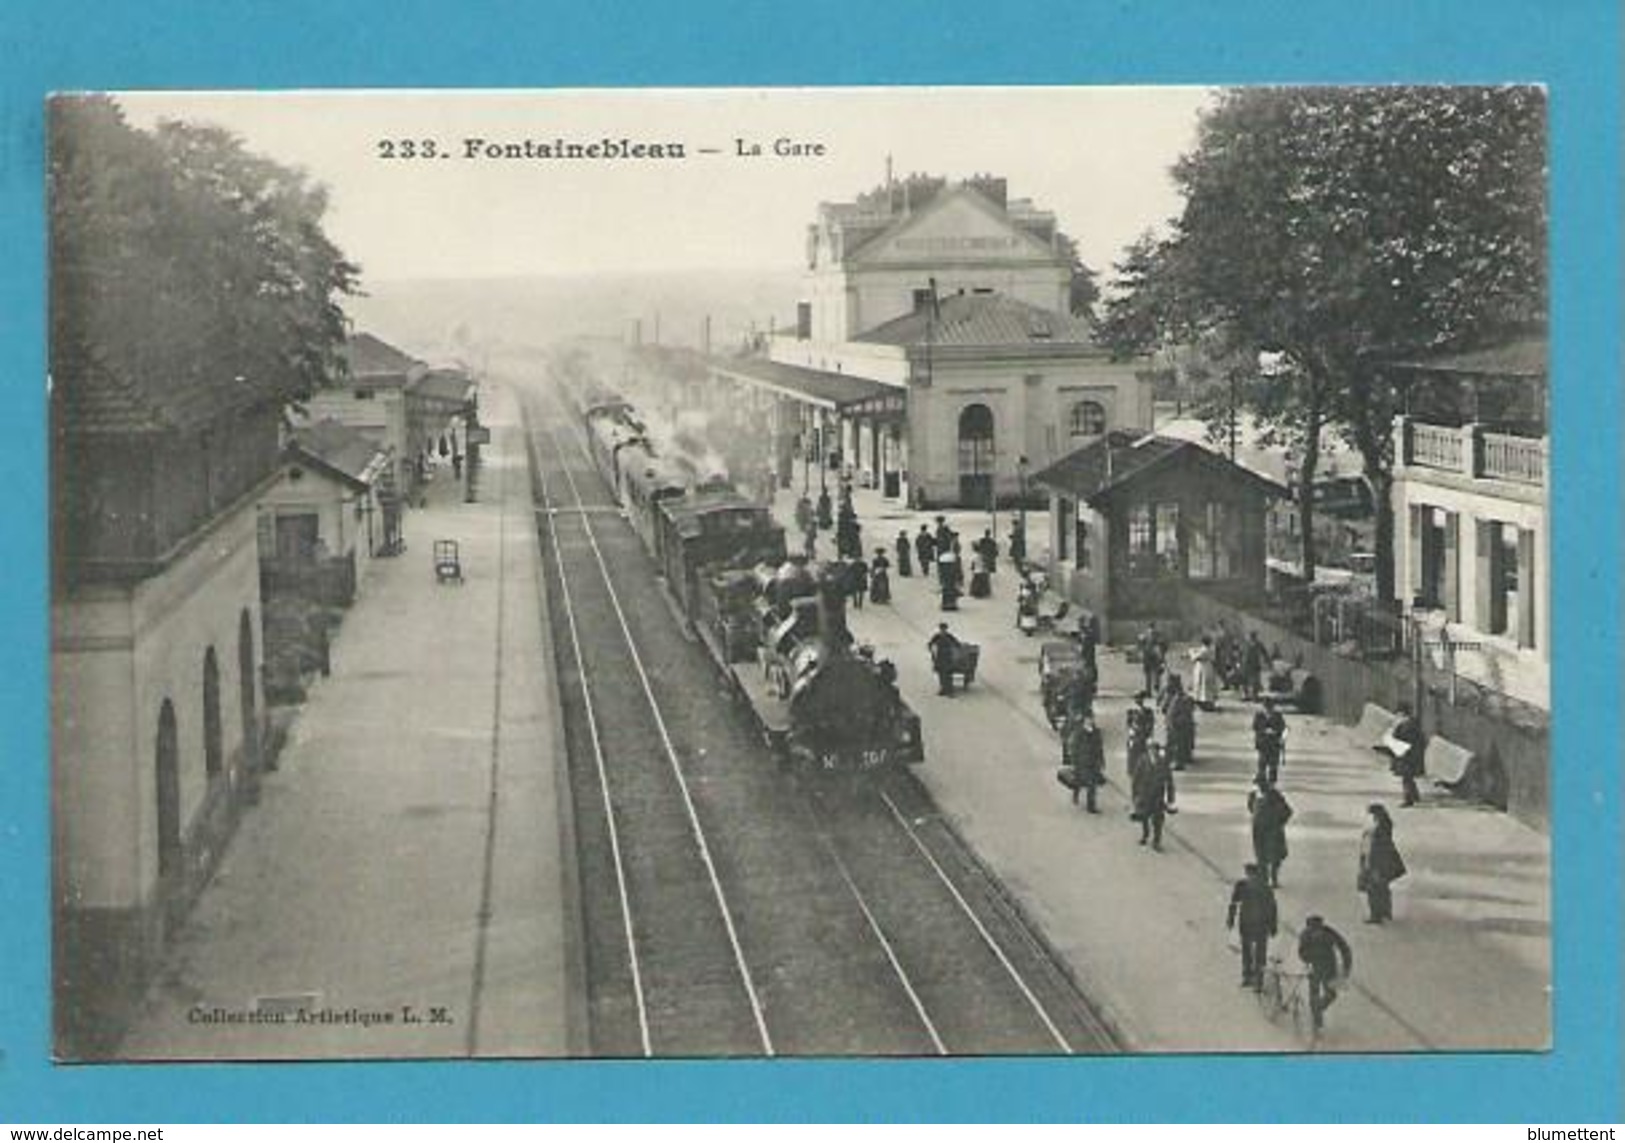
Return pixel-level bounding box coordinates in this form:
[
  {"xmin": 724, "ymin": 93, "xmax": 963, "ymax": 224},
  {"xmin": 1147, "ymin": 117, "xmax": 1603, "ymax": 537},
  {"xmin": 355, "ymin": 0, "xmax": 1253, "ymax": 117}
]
[
  {"xmin": 530, "ymin": 405, "xmax": 654, "ymax": 1057},
  {"xmin": 877, "ymin": 789, "xmax": 1075, "ymax": 1053},
  {"xmin": 540, "ymin": 395, "xmax": 777, "ymax": 1057}
]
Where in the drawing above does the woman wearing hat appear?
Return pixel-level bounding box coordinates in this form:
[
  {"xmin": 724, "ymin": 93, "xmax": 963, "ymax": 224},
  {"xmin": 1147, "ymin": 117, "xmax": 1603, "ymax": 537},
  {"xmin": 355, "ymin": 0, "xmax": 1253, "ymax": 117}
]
[{"xmin": 1358, "ymin": 803, "xmax": 1408, "ymax": 923}]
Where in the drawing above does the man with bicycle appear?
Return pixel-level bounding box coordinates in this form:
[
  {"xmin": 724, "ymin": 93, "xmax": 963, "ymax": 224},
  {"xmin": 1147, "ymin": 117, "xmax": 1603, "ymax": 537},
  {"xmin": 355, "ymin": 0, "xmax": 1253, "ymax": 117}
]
[
  {"xmin": 1226, "ymin": 863, "xmax": 1278, "ymax": 990},
  {"xmin": 1297, "ymin": 914, "xmax": 1354, "ymax": 1033}
]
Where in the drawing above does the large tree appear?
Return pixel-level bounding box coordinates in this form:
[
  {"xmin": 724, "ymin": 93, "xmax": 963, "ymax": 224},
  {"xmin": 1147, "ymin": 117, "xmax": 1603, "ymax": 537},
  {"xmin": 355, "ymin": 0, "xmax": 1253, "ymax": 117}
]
[
  {"xmin": 1110, "ymin": 86, "xmax": 1546, "ymax": 596},
  {"xmin": 1055, "ymin": 231, "xmax": 1102, "ymax": 319},
  {"xmin": 50, "ymin": 96, "xmax": 359, "ymax": 409}
]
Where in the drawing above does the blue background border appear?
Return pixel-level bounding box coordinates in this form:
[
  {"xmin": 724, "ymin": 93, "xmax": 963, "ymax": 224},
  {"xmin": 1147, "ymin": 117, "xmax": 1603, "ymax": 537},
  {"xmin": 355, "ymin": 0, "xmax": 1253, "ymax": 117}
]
[{"xmin": 2, "ymin": 0, "xmax": 1619, "ymax": 1123}]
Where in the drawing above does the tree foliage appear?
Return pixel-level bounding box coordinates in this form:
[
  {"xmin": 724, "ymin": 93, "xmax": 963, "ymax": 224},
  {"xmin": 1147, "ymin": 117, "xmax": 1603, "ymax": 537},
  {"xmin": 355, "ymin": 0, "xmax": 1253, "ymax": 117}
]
[
  {"xmin": 1105, "ymin": 86, "xmax": 1547, "ymax": 594},
  {"xmin": 1055, "ymin": 231, "xmax": 1101, "ymax": 319},
  {"xmin": 50, "ymin": 96, "xmax": 360, "ymax": 415}
]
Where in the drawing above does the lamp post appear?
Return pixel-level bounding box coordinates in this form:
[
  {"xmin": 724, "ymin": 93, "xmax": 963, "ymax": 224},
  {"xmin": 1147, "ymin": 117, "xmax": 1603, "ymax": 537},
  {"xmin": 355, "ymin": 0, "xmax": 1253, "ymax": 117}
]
[{"xmin": 1017, "ymin": 453, "xmax": 1029, "ymax": 537}]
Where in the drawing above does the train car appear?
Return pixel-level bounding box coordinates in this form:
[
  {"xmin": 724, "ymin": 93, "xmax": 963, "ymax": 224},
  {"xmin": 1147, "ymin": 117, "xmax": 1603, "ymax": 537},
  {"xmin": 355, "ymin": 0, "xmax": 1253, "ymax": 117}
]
[
  {"xmin": 585, "ymin": 404, "xmax": 649, "ymax": 503},
  {"xmin": 618, "ymin": 442, "xmax": 689, "ymax": 560},
  {"xmin": 655, "ymin": 485, "xmax": 787, "ymax": 622}
]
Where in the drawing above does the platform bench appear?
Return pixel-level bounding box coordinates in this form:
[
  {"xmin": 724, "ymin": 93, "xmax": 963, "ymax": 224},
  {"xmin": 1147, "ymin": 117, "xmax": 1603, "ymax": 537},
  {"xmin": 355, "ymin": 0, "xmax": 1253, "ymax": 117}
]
[
  {"xmin": 1356, "ymin": 702, "xmax": 1404, "ymax": 750},
  {"xmin": 1423, "ymin": 735, "xmax": 1476, "ymax": 785}
]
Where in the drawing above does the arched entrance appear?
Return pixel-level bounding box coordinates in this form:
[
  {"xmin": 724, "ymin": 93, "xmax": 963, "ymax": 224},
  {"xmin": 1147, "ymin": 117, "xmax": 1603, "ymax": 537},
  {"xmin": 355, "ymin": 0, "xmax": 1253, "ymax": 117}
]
[
  {"xmin": 957, "ymin": 403, "xmax": 995, "ymax": 507},
  {"xmin": 155, "ymin": 700, "xmax": 181, "ymax": 880},
  {"xmin": 202, "ymin": 648, "xmax": 223, "ymax": 780},
  {"xmin": 238, "ymin": 610, "xmax": 258, "ymax": 775}
]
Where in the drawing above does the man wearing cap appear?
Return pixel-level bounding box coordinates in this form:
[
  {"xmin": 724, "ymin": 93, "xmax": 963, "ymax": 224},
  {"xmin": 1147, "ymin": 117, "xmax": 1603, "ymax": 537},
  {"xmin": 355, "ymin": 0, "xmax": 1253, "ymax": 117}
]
[
  {"xmin": 1298, "ymin": 914, "xmax": 1354, "ymax": 1033},
  {"xmin": 1227, "ymin": 863, "xmax": 1279, "ymax": 990},
  {"xmin": 1062, "ymin": 711, "xmax": 1105, "ymax": 814},
  {"xmin": 1252, "ymin": 695, "xmax": 1287, "ymax": 786}
]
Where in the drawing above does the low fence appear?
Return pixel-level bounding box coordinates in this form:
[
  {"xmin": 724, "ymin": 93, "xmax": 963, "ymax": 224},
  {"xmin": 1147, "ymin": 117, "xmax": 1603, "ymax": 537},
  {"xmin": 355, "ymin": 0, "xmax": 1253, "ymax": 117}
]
[{"xmin": 1179, "ymin": 586, "xmax": 1549, "ymax": 830}]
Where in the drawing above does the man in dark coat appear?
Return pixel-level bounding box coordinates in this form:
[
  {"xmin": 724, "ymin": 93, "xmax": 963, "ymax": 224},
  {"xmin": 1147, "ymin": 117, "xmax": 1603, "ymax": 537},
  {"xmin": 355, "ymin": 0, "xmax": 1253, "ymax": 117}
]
[
  {"xmin": 849, "ymin": 557, "xmax": 869, "ymax": 609},
  {"xmin": 1075, "ymin": 614, "xmax": 1099, "ymax": 675},
  {"xmin": 1126, "ymin": 691, "xmax": 1156, "ymax": 777},
  {"xmin": 934, "ymin": 515, "xmax": 953, "ymax": 559},
  {"xmin": 1162, "ymin": 675, "xmax": 1197, "ymax": 771},
  {"xmin": 1062, "ymin": 712, "xmax": 1106, "ymax": 813},
  {"xmin": 1298, "ymin": 915, "xmax": 1354, "ymax": 1033},
  {"xmin": 1252, "ymin": 696, "xmax": 1287, "ymax": 786},
  {"xmin": 1137, "ymin": 621, "xmax": 1167, "ymax": 697},
  {"xmin": 1386, "ymin": 703, "xmax": 1425, "ymax": 807},
  {"xmin": 1241, "ymin": 631, "xmax": 1268, "ymax": 701},
  {"xmin": 1226, "ymin": 863, "xmax": 1279, "ymax": 989},
  {"xmin": 928, "ymin": 622, "xmax": 961, "ymax": 697},
  {"xmin": 1131, "ymin": 743, "xmax": 1174, "ymax": 850},
  {"xmin": 1248, "ymin": 778, "xmax": 1293, "ymax": 887},
  {"xmin": 915, "ymin": 524, "xmax": 936, "ymax": 575}
]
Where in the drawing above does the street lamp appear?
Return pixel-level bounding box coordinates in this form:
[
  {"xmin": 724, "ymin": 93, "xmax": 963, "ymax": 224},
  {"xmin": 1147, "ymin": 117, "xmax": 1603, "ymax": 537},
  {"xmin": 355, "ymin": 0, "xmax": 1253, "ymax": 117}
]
[{"xmin": 1017, "ymin": 454, "xmax": 1029, "ymax": 534}]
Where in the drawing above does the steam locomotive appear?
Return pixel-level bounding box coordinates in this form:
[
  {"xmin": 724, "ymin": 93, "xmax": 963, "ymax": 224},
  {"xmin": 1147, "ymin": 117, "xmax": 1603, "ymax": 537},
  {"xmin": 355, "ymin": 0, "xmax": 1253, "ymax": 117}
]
[{"xmin": 581, "ymin": 397, "xmax": 923, "ymax": 775}]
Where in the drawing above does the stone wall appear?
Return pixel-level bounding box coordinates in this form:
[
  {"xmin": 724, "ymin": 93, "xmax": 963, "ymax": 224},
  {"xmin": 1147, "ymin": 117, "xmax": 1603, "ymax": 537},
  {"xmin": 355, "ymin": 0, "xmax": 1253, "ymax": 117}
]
[{"xmin": 1178, "ymin": 586, "xmax": 1549, "ymax": 830}]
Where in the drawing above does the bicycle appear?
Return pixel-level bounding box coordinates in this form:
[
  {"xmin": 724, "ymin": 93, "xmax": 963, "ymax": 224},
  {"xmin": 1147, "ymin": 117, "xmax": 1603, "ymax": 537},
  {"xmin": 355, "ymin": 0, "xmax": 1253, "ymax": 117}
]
[{"xmin": 1256, "ymin": 955, "xmax": 1319, "ymax": 1046}]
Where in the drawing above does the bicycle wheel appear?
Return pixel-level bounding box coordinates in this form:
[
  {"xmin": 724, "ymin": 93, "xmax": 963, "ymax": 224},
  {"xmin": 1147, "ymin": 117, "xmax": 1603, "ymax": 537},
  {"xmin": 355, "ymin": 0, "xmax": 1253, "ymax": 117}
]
[
  {"xmin": 1289, "ymin": 987, "xmax": 1311, "ymax": 1041},
  {"xmin": 1256, "ymin": 970, "xmax": 1281, "ymax": 1022}
]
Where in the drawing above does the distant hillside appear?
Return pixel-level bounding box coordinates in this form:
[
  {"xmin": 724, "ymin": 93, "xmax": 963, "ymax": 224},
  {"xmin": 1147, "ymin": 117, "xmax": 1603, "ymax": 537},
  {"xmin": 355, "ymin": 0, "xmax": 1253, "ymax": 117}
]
[{"xmin": 345, "ymin": 268, "xmax": 802, "ymax": 363}]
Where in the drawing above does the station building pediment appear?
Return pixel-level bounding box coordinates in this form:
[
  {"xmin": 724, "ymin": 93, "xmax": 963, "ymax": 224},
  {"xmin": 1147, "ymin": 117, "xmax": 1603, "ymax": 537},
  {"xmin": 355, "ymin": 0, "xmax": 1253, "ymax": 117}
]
[{"xmin": 850, "ymin": 189, "xmax": 1060, "ymax": 267}]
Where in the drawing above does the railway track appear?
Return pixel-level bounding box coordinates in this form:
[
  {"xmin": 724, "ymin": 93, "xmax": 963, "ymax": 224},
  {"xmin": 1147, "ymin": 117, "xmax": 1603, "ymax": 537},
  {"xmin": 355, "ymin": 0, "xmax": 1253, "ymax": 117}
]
[{"xmin": 520, "ymin": 373, "xmax": 1122, "ymax": 1056}]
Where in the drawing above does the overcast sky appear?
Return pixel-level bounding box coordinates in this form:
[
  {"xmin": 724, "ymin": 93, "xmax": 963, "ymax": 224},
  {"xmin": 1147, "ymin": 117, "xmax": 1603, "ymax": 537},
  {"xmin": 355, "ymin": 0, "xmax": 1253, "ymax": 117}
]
[{"xmin": 118, "ymin": 87, "xmax": 1212, "ymax": 286}]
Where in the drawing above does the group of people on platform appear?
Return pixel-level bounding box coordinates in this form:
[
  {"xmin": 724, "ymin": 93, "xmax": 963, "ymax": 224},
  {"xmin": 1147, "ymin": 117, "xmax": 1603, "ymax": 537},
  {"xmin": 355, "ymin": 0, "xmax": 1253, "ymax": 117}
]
[
  {"xmin": 791, "ymin": 486, "xmax": 1429, "ymax": 1039},
  {"xmin": 1047, "ymin": 615, "xmax": 1422, "ymax": 1037}
]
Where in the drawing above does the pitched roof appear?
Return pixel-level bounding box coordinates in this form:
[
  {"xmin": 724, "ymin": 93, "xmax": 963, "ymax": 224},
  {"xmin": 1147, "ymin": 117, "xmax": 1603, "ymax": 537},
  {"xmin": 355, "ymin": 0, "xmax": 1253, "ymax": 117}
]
[
  {"xmin": 343, "ymin": 331, "xmax": 423, "ymax": 379},
  {"xmin": 51, "ymin": 338, "xmax": 288, "ymax": 435},
  {"xmin": 1031, "ymin": 430, "xmax": 1285, "ymax": 504},
  {"xmin": 410, "ymin": 367, "xmax": 477, "ymax": 404},
  {"xmin": 287, "ymin": 418, "xmax": 388, "ymax": 487},
  {"xmin": 855, "ymin": 293, "xmax": 1094, "ymax": 349}
]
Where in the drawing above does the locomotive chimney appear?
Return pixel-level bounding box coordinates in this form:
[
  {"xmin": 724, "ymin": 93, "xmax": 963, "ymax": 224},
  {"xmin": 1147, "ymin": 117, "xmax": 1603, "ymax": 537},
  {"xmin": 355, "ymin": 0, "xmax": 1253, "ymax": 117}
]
[{"xmin": 814, "ymin": 561, "xmax": 850, "ymax": 646}]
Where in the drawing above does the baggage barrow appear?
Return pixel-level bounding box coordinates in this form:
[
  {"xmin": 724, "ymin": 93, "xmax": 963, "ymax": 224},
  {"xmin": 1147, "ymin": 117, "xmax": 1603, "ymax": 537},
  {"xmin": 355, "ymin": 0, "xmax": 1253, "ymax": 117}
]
[{"xmin": 433, "ymin": 538, "xmax": 464, "ymax": 585}]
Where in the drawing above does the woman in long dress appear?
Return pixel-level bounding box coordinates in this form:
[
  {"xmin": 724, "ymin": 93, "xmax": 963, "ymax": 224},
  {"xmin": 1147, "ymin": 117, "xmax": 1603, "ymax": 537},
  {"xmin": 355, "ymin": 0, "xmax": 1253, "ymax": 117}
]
[
  {"xmin": 1358, "ymin": 803, "xmax": 1408, "ymax": 923},
  {"xmin": 1189, "ymin": 635, "xmax": 1220, "ymax": 711}
]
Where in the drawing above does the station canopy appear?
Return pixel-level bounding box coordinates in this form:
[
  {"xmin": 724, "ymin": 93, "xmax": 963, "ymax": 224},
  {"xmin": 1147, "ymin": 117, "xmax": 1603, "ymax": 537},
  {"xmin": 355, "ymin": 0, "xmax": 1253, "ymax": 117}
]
[{"xmin": 710, "ymin": 355, "xmax": 899, "ymax": 412}]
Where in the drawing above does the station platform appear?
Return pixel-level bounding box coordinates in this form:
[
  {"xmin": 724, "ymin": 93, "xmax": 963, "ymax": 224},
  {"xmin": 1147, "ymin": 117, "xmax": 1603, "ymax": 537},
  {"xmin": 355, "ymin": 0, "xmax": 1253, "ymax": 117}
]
[
  {"xmin": 774, "ymin": 483, "xmax": 1550, "ymax": 1052},
  {"xmin": 120, "ymin": 381, "xmax": 576, "ymax": 1059}
]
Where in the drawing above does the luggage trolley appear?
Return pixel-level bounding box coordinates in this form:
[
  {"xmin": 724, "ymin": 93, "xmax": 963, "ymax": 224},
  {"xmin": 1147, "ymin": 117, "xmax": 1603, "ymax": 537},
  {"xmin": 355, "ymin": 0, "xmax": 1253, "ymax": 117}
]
[{"xmin": 433, "ymin": 539, "xmax": 464, "ymax": 585}]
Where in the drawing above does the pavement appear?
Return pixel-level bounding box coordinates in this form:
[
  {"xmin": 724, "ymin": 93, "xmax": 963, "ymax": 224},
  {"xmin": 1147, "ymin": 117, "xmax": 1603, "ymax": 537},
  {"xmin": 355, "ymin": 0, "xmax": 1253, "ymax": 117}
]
[
  {"xmin": 120, "ymin": 381, "xmax": 577, "ymax": 1060},
  {"xmin": 777, "ymin": 481, "xmax": 1551, "ymax": 1052}
]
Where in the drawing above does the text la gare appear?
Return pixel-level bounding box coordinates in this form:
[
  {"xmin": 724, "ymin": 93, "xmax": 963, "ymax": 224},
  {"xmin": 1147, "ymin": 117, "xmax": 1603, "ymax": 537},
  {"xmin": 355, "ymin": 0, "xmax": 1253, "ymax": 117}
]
[{"xmin": 736, "ymin": 137, "xmax": 827, "ymax": 158}]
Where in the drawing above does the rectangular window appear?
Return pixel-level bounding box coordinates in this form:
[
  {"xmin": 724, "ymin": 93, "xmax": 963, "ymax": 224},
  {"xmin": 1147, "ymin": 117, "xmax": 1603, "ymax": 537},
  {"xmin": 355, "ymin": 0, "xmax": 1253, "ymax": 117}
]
[
  {"xmin": 1128, "ymin": 502, "xmax": 1156, "ymax": 577},
  {"xmin": 1485, "ymin": 521, "xmax": 1520, "ymax": 638},
  {"xmin": 1190, "ymin": 502, "xmax": 1217, "ymax": 580},
  {"xmin": 1155, "ymin": 502, "xmax": 1182, "ymax": 574}
]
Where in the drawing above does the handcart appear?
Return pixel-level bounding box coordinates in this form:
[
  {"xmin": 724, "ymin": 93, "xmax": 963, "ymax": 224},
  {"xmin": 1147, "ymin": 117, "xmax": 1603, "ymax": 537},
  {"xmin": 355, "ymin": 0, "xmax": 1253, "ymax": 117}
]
[{"xmin": 433, "ymin": 539, "xmax": 464, "ymax": 585}]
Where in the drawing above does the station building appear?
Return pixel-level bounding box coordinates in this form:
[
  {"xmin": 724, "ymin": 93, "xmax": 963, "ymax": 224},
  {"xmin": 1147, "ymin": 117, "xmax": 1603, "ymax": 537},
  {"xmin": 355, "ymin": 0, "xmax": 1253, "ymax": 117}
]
[
  {"xmin": 709, "ymin": 175, "xmax": 1152, "ymax": 508},
  {"xmin": 1031, "ymin": 431, "xmax": 1281, "ymax": 642},
  {"xmin": 1387, "ymin": 338, "xmax": 1548, "ymax": 711},
  {"xmin": 51, "ymin": 342, "xmax": 283, "ymax": 1056}
]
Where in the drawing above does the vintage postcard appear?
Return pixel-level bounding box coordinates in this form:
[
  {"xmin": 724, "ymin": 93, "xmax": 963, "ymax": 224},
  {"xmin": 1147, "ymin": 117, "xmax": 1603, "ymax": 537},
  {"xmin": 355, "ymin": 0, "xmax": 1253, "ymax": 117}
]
[{"xmin": 48, "ymin": 86, "xmax": 1550, "ymax": 1063}]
